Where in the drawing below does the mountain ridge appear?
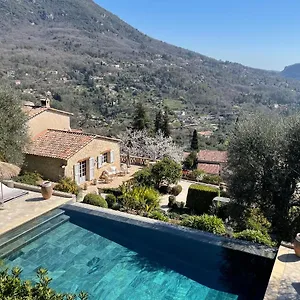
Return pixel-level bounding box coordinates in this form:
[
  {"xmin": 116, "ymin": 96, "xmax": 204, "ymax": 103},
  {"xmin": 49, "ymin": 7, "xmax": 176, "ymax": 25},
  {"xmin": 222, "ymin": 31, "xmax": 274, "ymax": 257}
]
[
  {"xmin": 1, "ymin": 0, "xmax": 300, "ymax": 138},
  {"xmin": 281, "ymin": 63, "xmax": 300, "ymax": 80}
]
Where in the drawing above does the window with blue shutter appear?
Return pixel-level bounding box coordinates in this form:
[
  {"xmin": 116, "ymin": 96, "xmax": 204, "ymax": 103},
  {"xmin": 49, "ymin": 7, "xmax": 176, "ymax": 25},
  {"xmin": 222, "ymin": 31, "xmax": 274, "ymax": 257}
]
[
  {"xmin": 97, "ymin": 155, "xmax": 103, "ymax": 168},
  {"xmin": 110, "ymin": 150, "xmax": 114, "ymax": 163},
  {"xmin": 88, "ymin": 157, "xmax": 95, "ymax": 180},
  {"xmin": 74, "ymin": 163, "xmax": 80, "ymax": 184}
]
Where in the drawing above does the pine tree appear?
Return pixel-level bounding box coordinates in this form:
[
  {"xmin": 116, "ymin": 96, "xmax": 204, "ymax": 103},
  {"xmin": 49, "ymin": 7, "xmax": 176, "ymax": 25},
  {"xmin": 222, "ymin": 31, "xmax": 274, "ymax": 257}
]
[
  {"xmin": 132, "ymin": 102, "xmax": 149, "ymax": 131},
  {"xmin": 162, "ymin": 109, "xmax": 171, "ymax": 137},
  {"xmin": 155, "ymin": 110, "xmax": 163, "ymax": 133},
  {"xmin": 191, "ymin": 129, "xmax": 199, "ymax": 151}
]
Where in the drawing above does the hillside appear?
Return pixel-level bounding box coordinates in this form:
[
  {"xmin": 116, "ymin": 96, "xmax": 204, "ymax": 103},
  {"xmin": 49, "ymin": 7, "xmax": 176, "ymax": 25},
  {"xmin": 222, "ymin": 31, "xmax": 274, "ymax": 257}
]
[
  {"xmin": 281, "ymin": 64, "xmax": 300, "ymax": 80},
  {"xmin": 1, "ymin": 0, "xmax": 300, "ymax": 141}
]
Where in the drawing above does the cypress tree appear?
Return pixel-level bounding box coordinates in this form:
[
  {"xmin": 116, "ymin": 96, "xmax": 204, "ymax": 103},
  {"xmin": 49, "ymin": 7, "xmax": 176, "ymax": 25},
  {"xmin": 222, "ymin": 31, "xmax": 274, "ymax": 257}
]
[
  {"xmin": 155, "ymin": 110, "xmax": 163, "ymax": 133},
  {"xmin": 191, "ymin": 129, "xmax": 199, "ymax": 151},
  {"xmin": 132, "ymin": 102, "xmax": 149, "ymax": 130},
  {"xmin": 162, "ymin": 109, "xmax": 171, "ymax": 137}
]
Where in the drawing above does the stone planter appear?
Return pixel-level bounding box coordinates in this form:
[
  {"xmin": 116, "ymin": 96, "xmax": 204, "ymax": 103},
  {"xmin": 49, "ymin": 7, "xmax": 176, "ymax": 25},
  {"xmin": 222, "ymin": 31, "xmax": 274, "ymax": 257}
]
[
  {"xmin": 294, "ymin": 233, "xmax": 300, "ymax": 257},
  {"xmin": 41, "ymin": 181, "xmax": 53, "ymax": 200}
]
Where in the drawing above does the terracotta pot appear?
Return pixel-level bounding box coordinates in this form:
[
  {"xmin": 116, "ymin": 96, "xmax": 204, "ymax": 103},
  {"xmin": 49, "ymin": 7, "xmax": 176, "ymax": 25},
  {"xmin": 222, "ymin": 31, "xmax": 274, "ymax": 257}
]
[
  {"xmin": 294, "ymin": 233, "xmax": 300, "ymax": 257},
  {"xmin": 41, "ymin": 181, "xmax": 53, "ymax": 200}
]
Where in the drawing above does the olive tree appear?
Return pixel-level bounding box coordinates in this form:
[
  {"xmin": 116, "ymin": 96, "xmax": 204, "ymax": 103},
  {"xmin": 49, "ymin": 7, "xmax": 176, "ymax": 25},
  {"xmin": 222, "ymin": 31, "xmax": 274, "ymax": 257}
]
[
  {"xmin": 0, "ymin": 90, "xmax": 28, "ymax": 165},
  {"xmin": 227, "ymin": 113, "xmax": 300, "ymax": 240}
]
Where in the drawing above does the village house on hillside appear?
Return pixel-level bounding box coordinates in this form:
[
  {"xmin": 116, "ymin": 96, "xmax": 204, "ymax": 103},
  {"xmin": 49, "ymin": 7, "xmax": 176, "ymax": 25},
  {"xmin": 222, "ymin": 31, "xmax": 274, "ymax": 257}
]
[
  {"xmin": 22, "ymin": 99, "xmax": 121, "ymax": 183},
  {"xmin": 197, "ymin": 150, "xmax": 228, "ymax": 176}
]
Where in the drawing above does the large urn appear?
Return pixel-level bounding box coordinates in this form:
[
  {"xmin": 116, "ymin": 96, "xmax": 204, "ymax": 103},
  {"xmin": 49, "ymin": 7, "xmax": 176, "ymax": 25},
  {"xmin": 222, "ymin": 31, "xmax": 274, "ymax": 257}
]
[
  {"xmin": 41, "ymin": 181, "xmax": 53, "ymax": 200},
  {"xmin": 294, "ymin": 233, "xmax": 300, "ymax": 257}
]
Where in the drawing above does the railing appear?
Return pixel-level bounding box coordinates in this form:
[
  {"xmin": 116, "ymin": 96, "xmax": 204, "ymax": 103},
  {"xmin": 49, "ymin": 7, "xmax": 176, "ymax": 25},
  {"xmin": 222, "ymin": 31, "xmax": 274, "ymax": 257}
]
[{"xmin": 120, "ymin": 154, "xmax": 153, "ymax": 166}]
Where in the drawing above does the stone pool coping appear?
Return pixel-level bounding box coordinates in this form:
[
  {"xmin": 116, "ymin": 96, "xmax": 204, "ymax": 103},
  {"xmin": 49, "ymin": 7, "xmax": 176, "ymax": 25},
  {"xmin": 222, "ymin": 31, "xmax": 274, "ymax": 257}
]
[
  {"xmin": 62, "ymin": 202, "xmax": 277, "ymax": 259},
  {"xmin": 264, "ymin": 245, "xmax": 300, "ymax": 299}
]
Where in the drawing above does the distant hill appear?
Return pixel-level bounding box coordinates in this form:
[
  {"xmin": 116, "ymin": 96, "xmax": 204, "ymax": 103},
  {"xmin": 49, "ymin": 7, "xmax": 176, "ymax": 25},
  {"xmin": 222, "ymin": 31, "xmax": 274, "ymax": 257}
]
[
  {"xmin": 281, "ymin": 64, "xmax": 300, "ymax": 80},
  {"xmin": 1, "ymin": 0, "xmax": 300, "ymax": 135}
]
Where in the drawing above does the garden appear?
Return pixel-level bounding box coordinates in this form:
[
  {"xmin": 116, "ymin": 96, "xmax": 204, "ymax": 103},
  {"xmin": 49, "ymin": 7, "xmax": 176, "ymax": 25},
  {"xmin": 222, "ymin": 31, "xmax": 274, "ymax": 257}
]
[{"xmin": 80, "ymin": 157, "xmax": 276, "ymax": 248}]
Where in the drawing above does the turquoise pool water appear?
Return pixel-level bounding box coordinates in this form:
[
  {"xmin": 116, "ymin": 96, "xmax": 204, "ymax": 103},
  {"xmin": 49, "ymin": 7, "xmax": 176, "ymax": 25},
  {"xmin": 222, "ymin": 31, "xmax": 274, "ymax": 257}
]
[{"xmin": 5, "ymin": 209, "xmax": 273, "ymax": 299}]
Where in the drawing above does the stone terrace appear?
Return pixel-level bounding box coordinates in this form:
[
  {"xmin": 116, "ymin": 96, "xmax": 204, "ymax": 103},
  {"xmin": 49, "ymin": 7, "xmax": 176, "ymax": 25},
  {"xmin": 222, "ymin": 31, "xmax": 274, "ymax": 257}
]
[
  {"xmin": 0, "ymin": 191, "xmax": 73, "ymax": 235},
  {"xmin": 264, "ymin": 245, "xmax": 300, "ymax": 299}
]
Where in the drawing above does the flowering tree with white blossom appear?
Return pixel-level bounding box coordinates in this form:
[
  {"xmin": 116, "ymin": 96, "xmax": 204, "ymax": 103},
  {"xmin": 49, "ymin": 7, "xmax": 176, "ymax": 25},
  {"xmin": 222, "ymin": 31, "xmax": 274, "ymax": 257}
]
[{"xmin": 118, "ymin": 129, "xmax": 183, "ymax": 163}]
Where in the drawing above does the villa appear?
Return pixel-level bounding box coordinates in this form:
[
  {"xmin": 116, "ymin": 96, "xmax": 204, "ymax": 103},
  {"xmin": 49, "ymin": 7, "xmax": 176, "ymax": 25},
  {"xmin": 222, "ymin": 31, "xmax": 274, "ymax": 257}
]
[{"xmin": 22, "ymin": 99, "xmax": 121, "ymax": 183}]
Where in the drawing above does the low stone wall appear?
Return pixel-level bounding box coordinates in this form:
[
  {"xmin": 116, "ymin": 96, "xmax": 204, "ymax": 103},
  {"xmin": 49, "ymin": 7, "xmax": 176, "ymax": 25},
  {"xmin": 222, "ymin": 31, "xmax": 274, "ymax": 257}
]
[{"xmin": 2, "ymin": 180, "xmax": 74, "ymax": 199}]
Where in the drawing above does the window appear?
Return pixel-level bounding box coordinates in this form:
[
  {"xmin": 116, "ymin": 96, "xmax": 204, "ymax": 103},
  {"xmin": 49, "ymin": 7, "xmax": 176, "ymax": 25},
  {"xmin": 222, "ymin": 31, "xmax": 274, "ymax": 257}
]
[
  {"xmin": 102, "ymin": 152, "xmax": 108, "ymax": 164},
  {"xmin": 79, "ymin": 160, "xmax": 87, "ymax": 181}
]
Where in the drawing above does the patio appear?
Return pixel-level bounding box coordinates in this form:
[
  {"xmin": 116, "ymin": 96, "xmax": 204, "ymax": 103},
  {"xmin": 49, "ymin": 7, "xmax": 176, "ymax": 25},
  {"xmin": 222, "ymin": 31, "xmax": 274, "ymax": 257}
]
[
  {"xmin": 0, "ymin": 190, "xmax": 73, "ymax": 235},
  {"xmin": 84, "ymin": 165, "xmax": 142, "ymax": 194}
]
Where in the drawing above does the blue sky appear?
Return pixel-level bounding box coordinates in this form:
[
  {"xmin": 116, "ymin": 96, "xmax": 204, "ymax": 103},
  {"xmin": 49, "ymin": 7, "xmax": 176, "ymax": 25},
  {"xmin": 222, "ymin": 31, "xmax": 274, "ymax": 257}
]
[{"xmin": 96, "ymin": 0, "xmax": 299, "ymax": 71}]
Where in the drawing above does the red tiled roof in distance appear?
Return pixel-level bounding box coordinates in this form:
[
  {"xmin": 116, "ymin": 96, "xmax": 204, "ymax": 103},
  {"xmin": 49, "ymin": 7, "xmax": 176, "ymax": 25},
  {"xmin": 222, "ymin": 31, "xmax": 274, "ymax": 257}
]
[
  {"xmin": 198, "ymin": 150, "xmax": 228, "ymax": 163},
  {"xmin": 197, "ymin": 163, "xmax": 220, "ymax": 175},
  {"xmin": 199, "ymin": 131, "xmax": 213, "ymax": 137},
  {"xmin": 24, "ymin": 129, "xmax": 95, "ymax": 160}
]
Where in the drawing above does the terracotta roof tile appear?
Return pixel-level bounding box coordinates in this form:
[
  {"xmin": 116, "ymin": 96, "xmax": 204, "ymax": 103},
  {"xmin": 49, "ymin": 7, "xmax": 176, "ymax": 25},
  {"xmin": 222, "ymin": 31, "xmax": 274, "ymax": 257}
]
[
  {"xmin": 198, "ymin": 150, "xmax": 228, "ymax": 163},
  {"xmin": 23, "ymin": 106, "xmax": 73, "ymax": 119},
  {"xmin": 197, "ymin": 163, "xmax": 220, "ymax": 175},
  {"xmin": 23, "ymin": 107, "xmax": 48, "ymax": 119},
  {"xmin": 24, "ymin": 129, "xmax": 95, "ymax": 160}
]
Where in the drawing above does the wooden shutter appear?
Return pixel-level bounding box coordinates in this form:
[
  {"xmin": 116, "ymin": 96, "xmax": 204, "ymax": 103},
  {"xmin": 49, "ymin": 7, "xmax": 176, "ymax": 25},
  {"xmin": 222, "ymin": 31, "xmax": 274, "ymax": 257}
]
[
  {"xmin": 110, "ymin": 150, "xmax": 114, "ymax": 163},
  {"xmin": 97, "ymin": 155, "xmax": 103, "ymax": 168},
  {"xmin": 74, "ymin": 163, "xmax": 80, "ymax": 184},
  {"xmin": 89, "ymin": 157, "xmax": 95, "ymax": 180}
]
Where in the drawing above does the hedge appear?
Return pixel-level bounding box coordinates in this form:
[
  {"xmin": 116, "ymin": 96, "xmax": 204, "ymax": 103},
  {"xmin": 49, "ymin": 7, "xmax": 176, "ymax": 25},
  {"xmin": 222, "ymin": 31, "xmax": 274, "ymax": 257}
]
[{"xmin": 186, "ymin": 184, "xmax": 219, "ymax": 214}]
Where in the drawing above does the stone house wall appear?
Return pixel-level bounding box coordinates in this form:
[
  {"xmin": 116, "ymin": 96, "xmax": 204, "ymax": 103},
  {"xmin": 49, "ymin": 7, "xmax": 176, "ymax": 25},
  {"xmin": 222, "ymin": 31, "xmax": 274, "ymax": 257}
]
[
  {"xmin": 28, "ymin": 111, "xmax": 71, "ymax": 137},
  {"xmin": 24, "ymin": 155, "xmax": 66, "ymax": 181}
]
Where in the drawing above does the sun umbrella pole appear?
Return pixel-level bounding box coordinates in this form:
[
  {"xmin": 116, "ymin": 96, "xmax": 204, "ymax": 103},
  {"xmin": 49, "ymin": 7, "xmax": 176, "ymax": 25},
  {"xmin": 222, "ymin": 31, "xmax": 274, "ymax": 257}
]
[{"xmin": 0, "ymin": 182, "xmax": 3, "ymax": 205}]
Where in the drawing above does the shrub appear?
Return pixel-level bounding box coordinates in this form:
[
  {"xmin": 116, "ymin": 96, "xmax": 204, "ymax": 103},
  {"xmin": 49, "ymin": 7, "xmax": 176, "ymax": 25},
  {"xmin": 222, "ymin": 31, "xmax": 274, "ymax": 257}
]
[
  {"xmin": 168, "ymin": 195, "xmax": 176, "ymax": 207},
  {"xmin": 188, "ymin": 169, "xmax": 205, "ymax": 181},
  {"xmin": 14, "ymin": 171, "xmax": 42, "ymax": 186},
  {"xmin": 151, "ymin": 157, "xmax": 182, "ymax": 188},
  {"xmin": 54, "ymin": 177, "xmax": 79, "ymax": 195},
  {"xmin": 112, "ymin": 202, "xmax": 122, "ymax": 211},
  {"xmin": 0, "ymin": 267, "xmax": 88, "ymax": 299},
  {"xmin": 149, "ymin": 210, "xmax": 169, "ymax": 222},
  {"xmin": 233, "ymin": 230, "xmax": 274, "ymax": 247},
  {"xmin": 105, "ymin": 194, "xmax": 116, "ymax": 208},
  {"xmin": 186, "ymin": 184, "xmax": 219, "ymax": 214},
  {"xmin": 183, "ymin": 152, "xmax": 197, "ymax": 170},
  {"xmin": 202, "ymin": 174, "xmax": 222, "ymax": 185},
  {"xmin": 171, "ymin": 185, "xmax": 183, "ymax": 196},
  {"xmin": 101, "ymin": 187, "xmax": 122, "ymax": 198},
  {"xmin": 245, "ymin": 208, "xmax": 271, "ymax": 234},
  {"xmin": 83, "ymin": 193, "xmax": 108, "ymax": 208},
  {"xmin": 120, "ymin": 184, "xmax": 160, "ymax": 212},
  {"xmin": 158, "ymin": 185, "xmax": 171, "ymax": 194},
  {"xmin": 181, "ymin": 214, "xmax": 226, "ymax": 235},
  {"xmin": 134, "ymin": 167, "xmax": 155, "ymax": 187},
  {"xmin": 172, "ymin": 201, "xmax": 185, "ymax": 209}
]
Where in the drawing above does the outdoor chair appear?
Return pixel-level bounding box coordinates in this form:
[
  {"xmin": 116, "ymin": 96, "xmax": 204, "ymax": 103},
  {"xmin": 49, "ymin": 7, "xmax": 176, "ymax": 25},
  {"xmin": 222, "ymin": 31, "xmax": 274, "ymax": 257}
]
[
  {"xmin": 100, "ymin": 171, "xmax": 113, "ymax": 184},
  {"xmin": 118, "ymin": 164, "xmax": 127, "ymax": 176}
]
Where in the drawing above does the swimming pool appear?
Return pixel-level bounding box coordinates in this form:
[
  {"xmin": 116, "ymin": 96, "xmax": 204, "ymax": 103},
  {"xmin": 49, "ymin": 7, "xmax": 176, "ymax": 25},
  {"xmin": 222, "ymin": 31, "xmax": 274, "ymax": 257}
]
[{"xmin": 4, "ymin": 205, "xmax": 274, "ymax": 299}]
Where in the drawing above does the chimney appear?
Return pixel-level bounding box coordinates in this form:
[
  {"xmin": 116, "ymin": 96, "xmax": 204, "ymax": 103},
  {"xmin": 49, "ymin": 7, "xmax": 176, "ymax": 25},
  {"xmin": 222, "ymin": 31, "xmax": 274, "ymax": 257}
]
[{"xmin": 40, "ymin": 97, "xmax": 50, "ymax": 108}]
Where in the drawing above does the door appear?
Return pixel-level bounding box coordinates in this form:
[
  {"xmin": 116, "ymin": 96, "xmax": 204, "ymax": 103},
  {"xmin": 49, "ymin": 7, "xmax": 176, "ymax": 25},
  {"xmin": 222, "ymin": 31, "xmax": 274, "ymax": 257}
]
[{"xmin": 79, "ymin": 160, "xmax": 87, "ymax": 183}]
